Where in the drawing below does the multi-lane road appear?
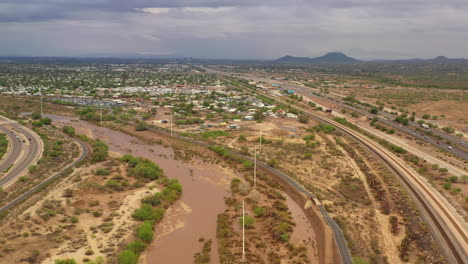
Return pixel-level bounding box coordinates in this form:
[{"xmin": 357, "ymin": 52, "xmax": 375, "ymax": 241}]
[
  {"xmin": 204, "ymin": 67, "xmax": 468, "ymax": 160},
  {"xmin": 202, "ymin": 66, "xmax": 468, "ymax": 263},
  {"xmin": 0, "ymin": 115, "xmax": 43, "ymax": 188}
]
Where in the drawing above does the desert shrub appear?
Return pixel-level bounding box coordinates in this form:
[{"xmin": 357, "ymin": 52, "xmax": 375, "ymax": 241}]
[
  {"xmin": 121, "ymin": 154, "xmax": 140, "ymax": 167},
  {"xmin": 132, "ymin": 204, "xmax": 165, "ymax": 221},
  {"xmin": 32, "ymin": 121, "xmax": 43, "ymax": 127},
  {"xmin": 141, "ymin": 195, "xmax": 161, "ymax": 206},
  {"xmin": 239, "ymin": 215, "xmax": 254, "ymax": 227},
  {"xmin": 133, "ymin": 161, "xmax": 163, "ymax": 180},
  {"xmin": 62, "ymin": 126, "xmax": 75, "ymax": 137},
  {"xmin": 242, "ymin": 160, "xmax": 253, "ymax": 169},
  {"xmin": 95, "ymin": 168, "xmax": 111, "ymax": 176},
  {"xmin": 40, "ymin": 117, "xmax": 52, "ymax": 125},
  {"xmin": 135, "ymin": 121, "xmax": 149, "ymax": 131},
  {"xmin": 127, "ymin": 240, "xmax": 146, "ymax": 255},
  {"xmin": 253, "ymin": 207, "xmax": 265, "ymax": 217},
  {"xmin": 136, "ymin": 221, "xmax": 154, "ymax": 243},
  {"xmin": 91, "ymin": 140, "xmax": 109, "ymax": 163},
  {"xmin": 118, "ymin": 250, "xmax": 138, "ymax": 264}
]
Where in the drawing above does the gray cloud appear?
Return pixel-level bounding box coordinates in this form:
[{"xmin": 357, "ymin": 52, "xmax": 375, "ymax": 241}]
[{"xmin": 0, "ymin": 0, "xmax": 467, "ymax": 59}]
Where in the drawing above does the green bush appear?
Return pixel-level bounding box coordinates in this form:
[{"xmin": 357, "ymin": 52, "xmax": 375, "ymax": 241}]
[
  {"xmin": 31, "ymin": 112, "xmax": 42, "ymax": 120},
  {"xmin": 136, "ymin": 221, "xmax": 154, "ymax": 243},
  {"xmin": 133, "ymin": 161, "xmax": 164, "ymax": 180},
  {"xmin": 118, "ymin": 249, "xmax": 138, "ymax": 264},
  {"xmin": 132, "ymin": 204, "xmax": 156, "ymax": 221},
  {"xmin": 135, "ymin": 121, "xmax": 149, "ymax": 131},
  {"xmin": 253, "ymin": 207, "xmax": 265, "ymax": 217},
  {"xmin": 242, "ymin": 160, "xmax": 253, "ymax": 169},
  {"xmin": 40, "ymin": 117, "xmax": 53, "ymax": 125},
  {"xmin": 141, "ymin": 194, "xmax": 161, "ymax": 206},
  {"xmin": 132, "ymin": 204, "xmax": 165, "ymax": 221},
  {"xmin": 127, "ymin": 240, "xmax": 146, "ymax": 255},
  {"xmin": 32, "ymin": 121, "xmax": 43, "ymax": 127},
  {"xmin": 91, "ymin": 140, "xmax": 109, "ymax": 163},
  {"xmin": 239, "ymin": 215, "xmax": 254, "ymax": 227},
  {"xmin": 62, "ymin": 126, "xmax": 75, "ymax": 137},
  {"xmin": 95, "ymin": 168, "xmax": 111, "ymax": 176},
  {"xmin": 315, "ymin": 123, "xmax": 336, "ymax": 133},
  {"xmin": 121, "ymin": 154, "xmax": 140, "ymax": 167}
]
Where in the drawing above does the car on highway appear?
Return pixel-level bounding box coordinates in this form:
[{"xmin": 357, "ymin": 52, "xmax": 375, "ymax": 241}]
[{"xmin": 448, "ymin": 146, "xmax": 453, "ymax": 149}]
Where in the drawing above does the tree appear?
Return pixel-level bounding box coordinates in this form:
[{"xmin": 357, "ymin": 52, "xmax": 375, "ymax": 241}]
[
  {"xmin": 118, "ymin": 250, "xmax": 138, "ymax": 264},
  {"xmin": 369, "ymin": 107, "xmax": 378, "ymax": 114},
  {"xmin": 298, "ymin": 114, "xmax": 309, "ymax": 124},
  {"xmin": 461, "ymin": 175, "xmax": 468, "ymax": 184}
]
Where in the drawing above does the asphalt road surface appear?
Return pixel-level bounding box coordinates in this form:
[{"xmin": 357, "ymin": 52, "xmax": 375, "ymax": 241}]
[
  {"xmin": 0, "ymin": 135, "xmax": 88, "ymax": 214},
  {"xmin": 0, "ymin": 115, "xmax": 43, "ymax": 188},
  {"xmin": 201, "ymin": 66, "xmax": 468, "ymax": 161}
]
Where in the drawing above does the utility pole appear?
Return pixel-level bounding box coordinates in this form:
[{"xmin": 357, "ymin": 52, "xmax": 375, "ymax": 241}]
[
  {"xmin": 254, "ymin": 149, "xmax": 257, "ymax": 187},
  {"xmin": 242, "ymin": 199, "xmax": 245, "ymax": 262},
  {"xmin": 259, "ymin": 126, "xmax": 262, "ymax": 150},
  {"xmin": 40, "ymin": 88, "xmax": 43, "ymax": 116},
  {"xmin": 100, "ymin": 104, "xmax": 103, "ymax": 127},
  {"xmin": 170, "ymin": 108, "xmax": 173, "ymax": 136}
]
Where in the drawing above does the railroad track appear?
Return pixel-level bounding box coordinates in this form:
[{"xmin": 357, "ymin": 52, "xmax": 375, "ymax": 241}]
[
  {"xmin": 214, "ymin": 71, "xmax": 468, "ymax": 262},
  {"xmin": 266, "ymin": 95, "xmax": 468, "ymax": 263}
]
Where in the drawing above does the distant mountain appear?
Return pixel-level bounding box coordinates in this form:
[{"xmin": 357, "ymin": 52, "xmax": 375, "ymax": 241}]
[
  {"xmin": 374, "ymin": 56, "xmax": 468, "ymax": 64},
  {"xmin": 276, "ymin": 52, "xmax": 360, "ymax": 64}
]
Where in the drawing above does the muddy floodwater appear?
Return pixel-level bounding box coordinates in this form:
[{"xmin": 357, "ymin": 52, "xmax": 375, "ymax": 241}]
[
  {"xmin": 48, "ymin": 115, "xmax": 230, "ymax": 264},
  {"xmin": 285, "ymin": 193, "xmax": 319, "ymax": 263},
  {"xmin": 48, "ymin": 115, "xmax": 319, "ymax": 264}
]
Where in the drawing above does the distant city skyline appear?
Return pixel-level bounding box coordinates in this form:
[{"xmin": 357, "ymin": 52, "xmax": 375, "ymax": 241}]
[{"xmin": 1, "ymin": 0, "xmax": 467, "ymax": 59}]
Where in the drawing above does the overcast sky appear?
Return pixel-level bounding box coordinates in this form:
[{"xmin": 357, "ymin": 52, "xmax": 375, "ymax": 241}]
[{"xmin": 1, "ymin": 0, "xmax": 467, "ymax": 59}]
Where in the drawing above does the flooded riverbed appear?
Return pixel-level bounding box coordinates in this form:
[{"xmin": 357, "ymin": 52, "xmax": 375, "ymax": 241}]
[
  {"xmin": 285, "ymin": 193, "xmax": 319, "ymax": 263},
  {"xmin": 49, "ymin": 115, "xmax": 230, "ymax": 264}
]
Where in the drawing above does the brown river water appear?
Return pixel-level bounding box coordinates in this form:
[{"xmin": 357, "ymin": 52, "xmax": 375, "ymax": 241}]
[{"xmin": 47, "ymin": 114, "xmax": 317, "ymax": 263}]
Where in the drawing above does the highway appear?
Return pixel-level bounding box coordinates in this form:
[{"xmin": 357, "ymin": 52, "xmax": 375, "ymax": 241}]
[
  {"xmin": 203, "ymin": 67, "xmax": 468, "ymax": 161},
  {"xmin": 0, "ymin": 135, "xmax": 88, "ymax": 214},
  {"xmin": 0, "ymin": 124, "xmax": 21, "ymax": 172},
  {"xmin": 202, "ymin": 66, "xmax": 468, "ymax": 263},
  {"xmin": 0, "ymin": 115, "xmax": 43, "ymax": 188}
]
